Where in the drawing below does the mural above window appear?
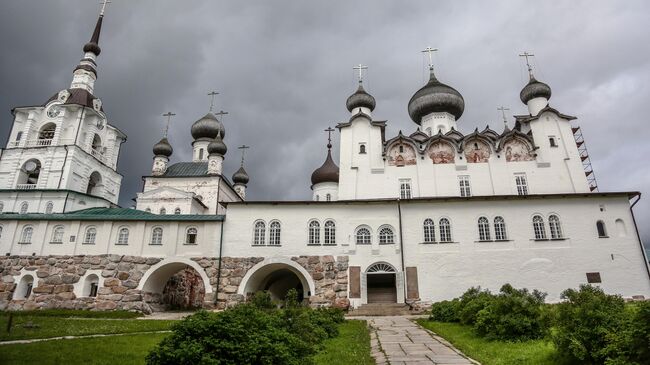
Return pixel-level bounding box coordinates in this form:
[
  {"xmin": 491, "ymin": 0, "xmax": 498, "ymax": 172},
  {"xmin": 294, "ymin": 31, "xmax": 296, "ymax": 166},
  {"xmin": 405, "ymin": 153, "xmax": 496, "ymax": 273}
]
[
  {"xmin": 504, "ymin": 138, "xmax": 535, "ymax": 162},
  {"xmin": 387, "ymin": 143, "xmax": 416, "ymax": 167},
  {"xmin": 465, "ymin": 140, "xmax": 491, "ymax": 163},
  {"xmin": 428, "ymin": 141, "xmax": 455, "ymax": 164}
]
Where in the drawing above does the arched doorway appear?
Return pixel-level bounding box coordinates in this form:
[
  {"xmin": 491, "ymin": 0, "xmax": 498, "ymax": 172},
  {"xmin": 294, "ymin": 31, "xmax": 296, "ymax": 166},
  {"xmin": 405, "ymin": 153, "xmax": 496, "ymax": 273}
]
[
  {"xmin": 239, "ymin": 258, "xmax": 315, "ymax": 303},
  {"xmin": 86, "ymin": 172, "xmax": 102, "ymax": 196},
  {"xmin": 366, "ymin": 262, "xmax": 397, "ymax": 303},
  {"xmin": 138, "ymin": 258, "xmax": 211, "ymax": 311}
]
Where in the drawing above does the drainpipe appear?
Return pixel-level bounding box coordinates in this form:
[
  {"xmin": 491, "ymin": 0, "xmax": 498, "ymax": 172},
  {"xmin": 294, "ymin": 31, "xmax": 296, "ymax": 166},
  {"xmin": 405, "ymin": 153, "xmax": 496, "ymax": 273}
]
[
  {"xmin": 214, "ymin": 214, "xmax": 225, "ymax": 308},
  {"xmin": 629, "ymin": 194, "xmax": 650, "ymax": 282},
  {"xmin": 397, "ymin": 199, "xmax": 407, "ymax": 302}
]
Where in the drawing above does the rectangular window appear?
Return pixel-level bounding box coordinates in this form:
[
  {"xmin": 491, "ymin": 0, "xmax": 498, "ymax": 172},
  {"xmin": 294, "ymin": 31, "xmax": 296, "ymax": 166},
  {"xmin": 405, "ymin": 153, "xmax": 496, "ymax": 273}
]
[
  {"xmin": 458, "ymin": 176, "xmax": 471, "ymax": 197},
  {"xmin": 549, "ymin": 136, "xmax": 558, "ymax": 147},
  {"xmin": 515, "ymin": 174, "xmax": 528, "ymax": 195},
  {"xmin": 89, "ymin": 283, "xmax": 98, "ymax": 297},
  {"xmin": 399, "ymin": 179, "xmax": 412, "ymax": 199}
]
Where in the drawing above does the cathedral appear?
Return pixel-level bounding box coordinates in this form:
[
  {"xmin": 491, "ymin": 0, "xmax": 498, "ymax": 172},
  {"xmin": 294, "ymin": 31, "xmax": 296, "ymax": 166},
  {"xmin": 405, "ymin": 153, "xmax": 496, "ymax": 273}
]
[{"xmin": 0, "ymin": 9, "xmax": 648, "ymax": 313}]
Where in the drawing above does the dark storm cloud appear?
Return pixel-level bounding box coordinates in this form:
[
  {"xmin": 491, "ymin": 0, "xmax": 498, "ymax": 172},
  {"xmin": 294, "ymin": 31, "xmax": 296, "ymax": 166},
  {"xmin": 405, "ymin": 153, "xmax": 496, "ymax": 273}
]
[{"xmin": 1, "ymin": 1, "xmax": 649, "ymax": 247}]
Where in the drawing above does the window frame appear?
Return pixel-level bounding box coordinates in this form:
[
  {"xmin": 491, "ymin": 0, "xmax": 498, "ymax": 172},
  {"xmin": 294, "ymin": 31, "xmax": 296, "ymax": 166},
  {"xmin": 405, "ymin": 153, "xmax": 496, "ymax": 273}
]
[
  {"xmin": 515, "ymin": 173, "xmax": 529, "ymax": 196},
  {"xmin": 116, "ymin": 227, "xmax": 130, "ymax": 245},
  {"xmin": 19, "ymin": 225, "xmax": 34, "ymax": 244},
  {"xmin": 378, "ymin": 226, "xmax": 395, "ymax": 245},
  {"xmin": 45, "ymin": 201, "xmax": 54, "ymax": 214},
  {"xmin": 19, "ymin": 202, "xmax": 28, "ymax": 214},
  {"xmin": 150, "ymin": 226, "xmax": 163, "ymax": 245},
  {"xmin": 548, "ymin": 214, "xmax": 563, "ymax": 239},
  {"xmin": 439, "ymin": 218, "xmax": 453, "ymax": 243},
  {"xmin": 253, "ymin": 220, "xmax": 266, "ymax": 246},
  {"xmin": 83, "ymin": 226, "xmax": 97, "ymax": 244},
  {"xmin": 51, "ymin": 225, "xmax": 65, "ymax": 244},
  {"xmin": 423, "ymin": 218, "xmax": 435, "ymax": 243},
  {"xmin": 269, "ymin": 221, "xmax": 281, "ymax": 246},
  {"xmin": 458, "ymin": 175, "xmax": 471, "ymax": 197},
  {"xmin": 185, "ymin": 227, "xmax": 198, "ymax": 245},
  {"xmin": 308, "ymin": 220, "xmax": 321, "ymax": 245},
  {"xmin": 478, "ymin": 216, "xmax": 491, "ymax": 241},
  {"xmin": 494, "ymin": 216, "xmax": 507, "ymax": 241},
  {"xmin": 399, "ymin": 179, "xmax": 412, "ymax": 199},
  {"xmin": 355, "ymin": 226, "xmax": 372, "ymax": 245},
  {"xmin": 324, "ymin": 220, "xmax": 336, "ymax": 245},
  {"xmin": 532, "ymin": 215, "xmax": 547, "ymax": 240}
]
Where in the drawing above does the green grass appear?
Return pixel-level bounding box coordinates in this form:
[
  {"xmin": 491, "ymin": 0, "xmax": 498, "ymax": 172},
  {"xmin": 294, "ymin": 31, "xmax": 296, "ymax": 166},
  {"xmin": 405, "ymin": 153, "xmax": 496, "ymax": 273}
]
[
  {"xmin": 313, "ymin": 320, "xmax": 374, "ymax": 365},
  {"xmin": 1, "ymin": 310, "xmax": 142, "ymax": 319},
  {"xmin": 0, "ymin": 333, "xmax": 169, "ymax": 365},
  {"xmin": 417, "ymin": 320, "xmax": 568, "ymax": 365}
]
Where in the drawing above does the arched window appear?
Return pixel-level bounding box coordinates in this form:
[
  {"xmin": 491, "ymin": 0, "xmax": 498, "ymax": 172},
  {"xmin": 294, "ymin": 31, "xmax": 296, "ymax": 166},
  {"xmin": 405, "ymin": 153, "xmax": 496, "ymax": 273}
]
[
  {"xmin": 494, "ymin": 216, "xmax": 507, "ymax": 240},
  {"xmin": 83, "ymin": 274, "xmax": 99, "ymax": 297},
  {"xmin": 38, "ymin": 123, "xmax": 56, "ymax": 142},
  {"xmin": 186, "ymin": 227, "xmax": 198, "ymax": 245},
  {"xmin": 367, "ymin": 262, "xmax": 396, "ymax": 273},
  {"xmin": 326, "ymin": 193, "xmax": 331, "ymax": 202},
  {"xmin": 51, "ymin": 225, "xmax": 64, "ymax": 243},
  {"xmin": 17, "ymin": 160, "xmax": 41, "ymax": 188},
  {"xmin": 324, "ymin": 220, "xmax": 336, "ymax": 245},
  {"xmin": 84, "ymin": 227, "xmax": 97, "ymax": 244},
  {"xmin": 45, "ymin": 201, "xmax": 54, "ymax": 214},
  {"xmin": 379, "ymin": 227, "xmax": 395, "ymax": 244},
  {"xmin": 19, "ymin": 226, "xmax": 33, "ymax": 244},
  {"xmin": 19, "ymin": 202, "xmax": 28, "ymax": 214},
  {"xmin": 478, "ymin": 217, "xmax": 491, "ymax": 241},
  {"xmin": 253, "ymin": 221, "xmax": 266, "ymax": 246},
  {"xmin": 174, "ymin": 208, "xmax": 181, "ymax": 215},
  {"xmin": 269, "ymin": 221, "xmax": 281, "ymax": 246},
  {"xmin": 309, "ymin": 220, "xmax": 320, "ymax": 245},
  {"xmin": 359, "ymin": 144, "xmax": 366, "ymax": 154},
  {"xmin": 549, "ymin": 215, "xmax": 563, "ymax": 239},
  {"xmin": 423, "ymin": 218, "xmax": 435, "ymax": 243},
  {"xmin": 151, "ymin": 227, "xmax": 163, "ymax": 245},
  {"xmin": 86, "ymin": 172, "xmax": 102, "ymax": 196},
  {"xmin": 439, "ymin": 218, "xmax": 452, "ymax": 242},
  {"xmin": 532, "ymin": 215, "xmax": 546, "ymax": 239},
  {"xmin": 356, "ymin": 227, "xmax": 371, "ymax": 245},
  {"xmin": 596, "ymin": 220, "xmax": 607, "ymax": 238},
  {"xmin": 159, "ymin": 208, "xmax": 166, "ymax": 215},
  {"xmin": 14, "ymin": 275, "xmax": 34, "ymax": 300},
  {"xmin": 117, "ymin": 227, "xmax": 129, "ymax": 245},
  {"xmin": 615, "ymin": 219, "xmax": 627, "ymax": 237}
]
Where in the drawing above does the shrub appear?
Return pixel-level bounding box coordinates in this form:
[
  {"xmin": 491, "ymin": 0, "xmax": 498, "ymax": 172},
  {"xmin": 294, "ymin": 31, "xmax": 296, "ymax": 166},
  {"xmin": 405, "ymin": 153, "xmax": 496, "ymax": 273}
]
[
  {"xmin": 429, "ymin": 299, "xmax": 460, "ymax": 322},
  {"xmin": 551, "ymin": 285, "xmax": 626, "ymax": 364},
  {"xmin": 604, "ymin": 300, "xmax": 650, "ymax": 365},
  {"xmin": 457, "ymin": 287, "xmax": 494, "ymax": 325},
  {"xmin": 474, "ymin": 283, "xmax": 547, "ymax": 341},
  {"xmin": 250, "ymin": 290, "xmax": 276, "ymax": 310}
]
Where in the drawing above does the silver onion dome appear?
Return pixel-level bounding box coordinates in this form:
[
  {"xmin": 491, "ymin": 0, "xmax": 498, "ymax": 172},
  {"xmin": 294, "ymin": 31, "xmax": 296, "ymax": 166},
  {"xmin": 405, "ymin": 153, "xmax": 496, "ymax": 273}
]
[
  {"xmin": 520, "ymin": 77, "xmax": 552, "ymax": 104},
  {"xmin": 191, "ymin": 112, "xmax": 225, "ymax": 140},
  {"xmin": 346, "ymin": 82, "xmax": 376, "ymax": 112},
  {"xmin": 207, "ymin": 134, "xmax": 227, "ymax": 156},
  {"xmin": 153, "ymin": 137, "xmax": 173, "ymax": 157},
  {"xmin": 232, "ymin": 166, "xmax": 249, "ymax": 185},
  {"xmin": 408, "ymin": 68, "xmax": 464, "ymax": 124}
]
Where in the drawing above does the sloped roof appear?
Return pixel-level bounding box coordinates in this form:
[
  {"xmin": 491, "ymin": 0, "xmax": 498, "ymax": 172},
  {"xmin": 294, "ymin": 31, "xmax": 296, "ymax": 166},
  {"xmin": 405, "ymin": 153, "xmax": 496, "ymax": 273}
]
[
  {"xmin": 0, "ymin": 207, "xmax": 224, "ymax": 221},
  {"xmin": 163, "ymin": 162, "xmax": 210, "ymax": 177}
]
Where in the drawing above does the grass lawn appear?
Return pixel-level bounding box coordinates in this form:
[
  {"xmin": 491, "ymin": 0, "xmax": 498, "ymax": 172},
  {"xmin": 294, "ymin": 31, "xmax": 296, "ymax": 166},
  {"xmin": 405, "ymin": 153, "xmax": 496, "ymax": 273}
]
[
  {"xmin": 313, "ymin": 320, "xmax": 375, "ymax": 365},
  {"xmin": 0, "ymin": 332, "xmax": 169, "ymax": 365},
  {"xmin": 417, "ymin": 320, "xmax": 568, "ymax": 365}
]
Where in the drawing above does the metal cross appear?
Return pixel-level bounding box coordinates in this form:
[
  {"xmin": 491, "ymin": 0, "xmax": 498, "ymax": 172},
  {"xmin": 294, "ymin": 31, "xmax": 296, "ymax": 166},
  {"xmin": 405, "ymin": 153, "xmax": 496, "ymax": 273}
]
[
  {"xmin": 207, "ymin": 91, "xmax": 219, "ymax": 112},
  {"xmin": 497, "ymin": 106, "xmax": 510, "ymax": 125},
  {"xmin": 238, "ymin": 145, "xmax": 250, "ymax": 166},
  {"xmin": 215, "ymin": 110, "xmax": 228, "ymax": 119},
  {"xmin": 353, "ymin": 64, "xmax": 368, "ymax": 82},
  {"xmin": 324, "ymin": 127, "xmax": 335, "ymax": 149},
  {"xmin": 519, "ymin": 51, "xmax": 535, "ymax": 78},
  {"xmin": 422, "ymin": 47, "xmax": 438, "ymax": 69},
  {"xmin": 162, "ymin": 112, "xmax": 176, "ymax": 138},
  {"xmin": 100, "ymin": 0, "xmax": 111, "ymax": 16}
]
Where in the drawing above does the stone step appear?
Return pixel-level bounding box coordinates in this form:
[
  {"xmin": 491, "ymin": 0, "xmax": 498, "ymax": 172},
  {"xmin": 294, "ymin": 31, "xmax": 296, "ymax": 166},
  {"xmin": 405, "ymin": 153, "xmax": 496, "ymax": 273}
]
[{"xmin": 347, "ymin": 303, "xmax": 414, "ymax": 316}]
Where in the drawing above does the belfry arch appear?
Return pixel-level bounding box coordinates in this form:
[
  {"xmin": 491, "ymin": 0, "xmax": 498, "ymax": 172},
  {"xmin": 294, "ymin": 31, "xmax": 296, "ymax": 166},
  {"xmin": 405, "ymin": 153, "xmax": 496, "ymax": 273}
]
[{"xmin": 238, "ymin": 257, "xmax": 315, "ymax": 302}]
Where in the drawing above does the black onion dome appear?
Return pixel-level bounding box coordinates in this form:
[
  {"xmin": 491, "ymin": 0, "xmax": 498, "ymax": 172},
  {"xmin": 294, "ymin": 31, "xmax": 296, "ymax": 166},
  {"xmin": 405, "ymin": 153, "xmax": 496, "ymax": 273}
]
[
  {"xmin": 520, "ymin": 77, "xmax": 552, "ymax": 104},
  {"xmin": 346, "ymin": 82, "xmax": 376, "ymax": 112},
  {"xmin": 153, "ymin": 137, "xmax": 173, "ymax": 157},
  {"xmin": 232, "ymin": 166, "xmax": 249, "ymax": 185},
  {"xmin": 207, "ymin": 135, "xmax": 227, "ymax": 155},
  {"xmin": 311, "ymin": 150, "xmax": 340, "ymax": 185},
  {"xmin": 408, "ymin": 69, "xmax": 465, "ymax": 123},
  {"xmin": 191, "ymin": 112, "xmax": 225, "ymax": 140}
]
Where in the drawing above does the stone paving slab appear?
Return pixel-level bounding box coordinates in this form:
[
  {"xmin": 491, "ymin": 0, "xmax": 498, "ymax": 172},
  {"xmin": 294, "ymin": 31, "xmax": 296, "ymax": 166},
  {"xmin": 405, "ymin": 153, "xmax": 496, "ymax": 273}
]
[{"xmin": 357, "ymin": 316, "xmax": 478, "ymax": 365}]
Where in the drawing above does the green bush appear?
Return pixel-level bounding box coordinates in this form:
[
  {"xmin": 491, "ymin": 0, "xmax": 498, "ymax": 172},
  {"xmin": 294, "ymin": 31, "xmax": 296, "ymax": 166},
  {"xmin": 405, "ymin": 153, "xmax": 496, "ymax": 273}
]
[
  {"xmin": 429, "ymin": 299, "xmax": 460, "ymax": 322},
  {"xmin": 604, "ymin": 301, "xmax": 650, "ymax": 365},
  {"xmin": 457, "ymin": 287, "xmax": 494, "ymax": 325},
  {"xmin": 474, "ymin": 284, "xmax": 547, "ymax": 341},
  {"xmin": 551, "ymin": 285, "xmax": 626, "ymax": 364}
]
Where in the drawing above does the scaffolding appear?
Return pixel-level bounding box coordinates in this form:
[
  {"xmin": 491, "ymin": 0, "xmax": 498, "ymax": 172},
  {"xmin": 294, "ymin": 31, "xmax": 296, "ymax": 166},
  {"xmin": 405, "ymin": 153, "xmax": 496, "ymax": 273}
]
[{"xmin": 572, "ymin": 126, "xmax": 598, "ymax": 192}]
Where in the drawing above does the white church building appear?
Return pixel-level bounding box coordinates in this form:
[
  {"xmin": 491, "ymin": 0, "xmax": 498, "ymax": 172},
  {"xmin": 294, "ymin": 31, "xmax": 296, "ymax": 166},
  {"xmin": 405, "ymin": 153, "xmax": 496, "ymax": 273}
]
[{"xmin": 0, "ymin": 9, "xmax": 648, "ymax": 313}]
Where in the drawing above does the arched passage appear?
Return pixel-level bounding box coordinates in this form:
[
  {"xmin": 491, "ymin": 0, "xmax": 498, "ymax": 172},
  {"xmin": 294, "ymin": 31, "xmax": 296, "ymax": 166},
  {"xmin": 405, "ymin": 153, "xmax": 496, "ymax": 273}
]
[
  {"xmin": 366, "ymin": 262, "xmax": 397, "ymax": 303},
  {"xmin": 239, "ymin": 258, "xmax": 315, "ymax": 302}
]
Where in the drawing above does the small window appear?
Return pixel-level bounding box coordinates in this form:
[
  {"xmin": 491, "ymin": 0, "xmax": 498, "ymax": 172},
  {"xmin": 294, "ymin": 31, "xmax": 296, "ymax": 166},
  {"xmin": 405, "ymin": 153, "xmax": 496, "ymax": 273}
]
[
  {"xmin": 174, "ymin": 208, "xmax": 181, "ymax": 215},
  {"xmin": 159, "ymin": 208, "xmax": 166, "ymax": 215},
  {"xmin": 45, "ymin": 201, "xmax": 54, "ymax": 214},
  {"xmin": 51, "ymin": 225, "xmax": 64, "ymax": 243},
  {"xmin": 359, "ymin": 144, "xmax": 366, "ymax": 154},
  {"xmin": 151, "ymin": 227, "xmax": 163, "ymax": 245},
  {"xmin": 186, "ymin": 227, "xmax": 198, "ymax": 245},
  {"xmin": 400, "ymin": 179, "xmax": 412, "ymax": 199},
  {"xmin": 20, "ymin": 226, "xmax": 33, "ymax": 244},
  {"xmin": 15, "ymin": 132, "xmax": 23, "ymax": 142},
  {"xmin": 549, "ymin": 215, "xmax": 563, "ymax": 239},
  {"xmin": 586, "ymin": 272, "xmax": 602, "ymax": 283},
  {"xmin": 315, "ymin": 195, "xmax": 320, "ymax": 201},
  {"xmin": 478, "ymin": 217, "xmax": 491, "ymax": 241},
  {"xmin": 198, "ymin": 149, "xmax": 204, "ymax": 160},
  {"xmin": 116, "ymin": 227, "xmax": 129, "ymax": 245},
  {"xmin": 458, "ymin": 176, "xmax": 471, "ymax": 197},
  {"xmin": 269, "ymin": 221, "xmax": 281, "ymax": 246},
  {"xmin": 356, "ymin": 227, "xmax": 371, "ymax": 245},
  {"xmin": 515, "ymin": 174, "xmax": 528, "ymax": 196},
  {"xmin": 89, "ymin": 282, "xmax": 99, "ymax": 297},
  {"xmin": 84, "ymin": 227, "xmax": 97, "ymax": 244},
  {"xmin": 423, "ymin": 219, "xmax": 435, "ymax": 243},
  {"xmin": 14, "ymin": 275, "xmax": 34, "ymax": 300},
  {"xmin": 549, "ymin": 136, "xmax": 557, "ymax": 147},
  {"xmin": 309, "ymin": 220, "xmax": 320, "ymax": 245},
  {"xmin": 439, "ymin": 218, "xmax": 452, "ymax": 242},
  {"xmin": 326, "ymin": 193, "xmax": 331, "ymax": 202},
  {"xmin": 253, "ymin": 221, "xmax": 266, "ymax": 246},
  {"xmin": 399, "ymin": 145, "xmax": 404, "ymax": 153},
  {"xmin": 615, "ymin": 219, "xmax": 627, "ymax": 237},
  {"xmin": 596, "ymin": 220, "xmax": 607, "ymax": 238},
  {"xmin": 83, "ymin": 274, "xmax": 100, "ymax": 297},
  {"xmin": 494, "ymin": 216, "xmax": 507, "ymax": 240},
  {"xmin": 379, "ymin": 227, "xmax": 395, "ymax": 244},
  {"xmin": 532, "ymin": 215, "xmax": 546, "ymax": 239},
  {"xmin": 20, "ymin": 202, "xmax": 29, "ymax": 214},
  {"xmin": 324, "ymin": 220, "xmax": 336, "ymax": 245}
]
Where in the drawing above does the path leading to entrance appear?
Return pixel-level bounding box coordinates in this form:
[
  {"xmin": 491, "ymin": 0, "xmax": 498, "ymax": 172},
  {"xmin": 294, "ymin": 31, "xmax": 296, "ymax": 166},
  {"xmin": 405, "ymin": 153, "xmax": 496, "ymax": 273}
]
[{"xmin": 364, "ymin": 316, "xmax": 477, "ymax": 365}]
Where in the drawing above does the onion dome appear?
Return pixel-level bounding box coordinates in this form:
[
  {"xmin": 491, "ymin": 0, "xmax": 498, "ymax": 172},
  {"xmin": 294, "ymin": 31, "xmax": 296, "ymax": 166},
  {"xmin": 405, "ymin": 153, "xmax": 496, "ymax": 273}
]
[
  {"xmin": 520, "ymin": 77, "xmax": 552, "ymax": 104},
  {"xmin": 191, "ymin": 112, "xmax": 225, "ymax": 140},
  {"xmin": 232, "ymin": 166, "xmax": 249, "ymax": 185},
  {"xmin": 408, "ymin": 68, "xmax": 464, "ymax": 124},
  {"xmin": 207, "ymin": 134, "xmax": 227, "ymax": 156},
  {"xmin": 311, "ymin": 150, "xmax": 339, "ymax": 185},
  {"xmin": 346, "ymin": 82, "xmax": 376, "ymax": 112},
  {"xmin": 153, "ymin": 137, "xmax": 173, "ymax": 157}
]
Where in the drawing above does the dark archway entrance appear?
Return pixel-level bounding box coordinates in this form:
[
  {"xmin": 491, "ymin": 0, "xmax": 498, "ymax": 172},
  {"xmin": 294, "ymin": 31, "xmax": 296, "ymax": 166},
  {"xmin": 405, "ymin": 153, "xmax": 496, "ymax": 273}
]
[
  {"xmin": 161, "ymin": 267, "xmax": 205, "ymax": 310},
  {"xmin": 367, "ymin": 263, "xmax": 397, "ymax": 303},
  {"xmin": 240, "ymin": 260, "xmax": 315, "ymax": 304},
  {"xmin": 258, "ymin": 268, "xmax": 304, "ymax": 301}
]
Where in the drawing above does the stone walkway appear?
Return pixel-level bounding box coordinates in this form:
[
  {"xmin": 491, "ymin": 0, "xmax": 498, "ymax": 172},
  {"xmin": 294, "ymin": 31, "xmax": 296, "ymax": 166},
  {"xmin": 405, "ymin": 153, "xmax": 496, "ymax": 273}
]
[{"xmin": 363, "ymin": 316, "xmax": 477, "ymax": 365}]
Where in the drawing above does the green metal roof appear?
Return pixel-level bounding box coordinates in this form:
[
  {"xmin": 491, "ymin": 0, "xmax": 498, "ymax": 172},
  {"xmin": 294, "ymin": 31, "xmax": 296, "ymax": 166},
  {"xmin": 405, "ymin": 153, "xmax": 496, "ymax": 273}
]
[
  {"xmin": 163, "ymin": 162, "xmax": 210, "ymax": 177},
  {"xmin": 0, "ymin": 207, "xmax": 224, "ymax": 222}
]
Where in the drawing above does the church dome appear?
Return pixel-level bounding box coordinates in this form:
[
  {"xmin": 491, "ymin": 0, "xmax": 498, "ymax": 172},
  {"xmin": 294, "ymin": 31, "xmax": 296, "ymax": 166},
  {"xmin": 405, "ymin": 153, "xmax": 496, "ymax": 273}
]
[
  {"xmin": 408, "ymin": 69, "xmax": 464, "ymax": 124},
  {"xmin": 346, "ymin": 82, "xmax": 376, "ymax": 112},
  {"xmin": 520, "ymin": 77, "xmax": 552, "ymax": 104},
  {"xmin": 232, "ymin": 166, "xmax": 249, "ymax": 185},
  {"xmin": 311, "ymin": 150, "xmax": 339, "ymax": 185},
  {"xmin": 153, "ymin": 137, "xmax": 173, "ymax": 157},
  {"xmin": 207, "ymin": 134, "xmax": 227, "ymax": 156},
  {"xmin": 191, "ymin": 112, "xmax": 225, "ymax": 140}
]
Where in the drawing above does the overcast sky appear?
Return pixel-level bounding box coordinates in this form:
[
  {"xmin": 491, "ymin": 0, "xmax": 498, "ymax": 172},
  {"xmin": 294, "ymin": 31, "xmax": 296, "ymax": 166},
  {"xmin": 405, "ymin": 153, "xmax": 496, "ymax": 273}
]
[{"xmin": 1, "ymin": 1, "xmax": 649, "ymax": 247}]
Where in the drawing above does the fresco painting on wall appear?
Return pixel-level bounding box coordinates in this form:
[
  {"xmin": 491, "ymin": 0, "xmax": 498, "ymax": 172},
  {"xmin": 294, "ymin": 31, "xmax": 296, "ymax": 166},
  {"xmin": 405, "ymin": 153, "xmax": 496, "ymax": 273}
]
[
  {"xmin": 387, "ymin": 143, "xmax": 416, "ymax": 166},
  {"xmin": 465, "ymin": 140, "xmax": 491, "ymax": 163},
  {"xmin": 428, "ymin": 142, "xmax": 455, "ymax": 164},
  {"xmin": 504, "ymin": 138, "xmax": 535, "ymax": 162}
]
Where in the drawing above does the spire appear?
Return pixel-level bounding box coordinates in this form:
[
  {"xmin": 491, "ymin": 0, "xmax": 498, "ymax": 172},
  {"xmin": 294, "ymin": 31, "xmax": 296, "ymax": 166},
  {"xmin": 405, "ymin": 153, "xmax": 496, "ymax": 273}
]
[
  {"xmin": 71, "ymin": 2, "xmax": 110, "ymax": 93},
  {"xmin": 83, "ymin": 1, "xmax": 110, "ymax": 56}
]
